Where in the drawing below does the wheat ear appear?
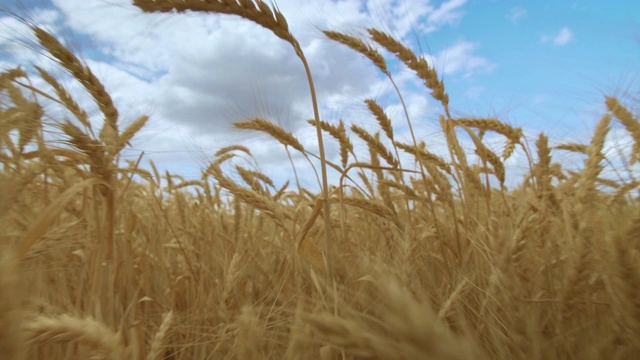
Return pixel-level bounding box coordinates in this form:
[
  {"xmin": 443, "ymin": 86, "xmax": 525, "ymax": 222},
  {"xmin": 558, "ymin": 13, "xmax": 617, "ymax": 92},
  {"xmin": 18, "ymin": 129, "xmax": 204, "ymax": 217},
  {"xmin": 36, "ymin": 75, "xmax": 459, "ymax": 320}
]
[
  {"xmin": 323, "ymin": 30, "xmax": 389, "ymax": 75},
  {"xmin": 234, "ymin": 118, "xmax": 305, "ymax": 153},
  {"xmin": 555, "ymin": 142, "xmax": 589, "ymax": 154},
  {"xmin": 207, "ymin": 162, "xmax": 290, "ymax": 229},
  {"xmin": 24, "ymin": 314, "xmax": 127, "ymax": 359},
  {"xmin": 368, "ymin": 28, "xmax": 450, "ymax": 118},
  {"xmin": 364, "ymin": 99, "xmax": 394, "ymax": 141},
  {"xmin": 453, "ymin": 118, "xmax": 523, "ymax": 144},
  {"xmin": 578, "ymin": 113, "xmax": 612, "ymax": 200},
  {"xmin": 215, "ymin": 145, "xmax": 252, "ymax": 158},
  {"xmin": 394, "ymin": 141, "xmax": 451, "ymax": 174},
  {"xmin": 34, "ymin": 65, "xmax": 91, "ymax": 129},
  {"xmin": 465, "ymin": 125, "xmax": 506, "ymax": 186},
  {"xmin": 606, "ymin": 96, "xmax": 640, "ymax": 164},
  {"xmin": 147, "ymin": 311, "xmax": 174, "ymax": 360},
  {"xmin": 351, "ymin": 125, "xmax": 398, "ymax": 168},
  {"xmin": 33, "ymin": 27, "xmax": 119, "ymax": 145},
  {"xmin": 307, "ymin": 118, "xmax": 354, "ymax": 169}
]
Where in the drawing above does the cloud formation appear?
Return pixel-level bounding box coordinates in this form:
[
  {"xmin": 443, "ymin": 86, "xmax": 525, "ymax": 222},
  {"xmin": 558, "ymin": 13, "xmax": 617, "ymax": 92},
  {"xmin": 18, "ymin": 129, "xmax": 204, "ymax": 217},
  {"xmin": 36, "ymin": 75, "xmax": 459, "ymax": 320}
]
[
  {"xmin": 542, "ymin": 27, "xmax": 574, "ymax": 46},
  {"xmin": 2, "ymin": 0, "xmax": 482, "ymax": 183},
  {"xmin": 507, "ymin": 6, "xmax": 527, "ymax": 23}
]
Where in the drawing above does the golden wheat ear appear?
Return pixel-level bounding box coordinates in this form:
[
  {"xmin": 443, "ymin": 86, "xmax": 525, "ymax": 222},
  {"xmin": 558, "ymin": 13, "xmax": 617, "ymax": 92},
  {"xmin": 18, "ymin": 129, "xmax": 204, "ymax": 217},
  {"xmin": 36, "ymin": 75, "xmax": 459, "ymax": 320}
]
[
  {"xmin": 33, "ymin": 27, "xmax": 119, "ymax": 140},
  {"xmin": 367, "ymin": 28, "xmax": 450, "ymax": 118},
  {"xmin": 23, "ymin": 314, "xmax": 128, "ymax": 360}
]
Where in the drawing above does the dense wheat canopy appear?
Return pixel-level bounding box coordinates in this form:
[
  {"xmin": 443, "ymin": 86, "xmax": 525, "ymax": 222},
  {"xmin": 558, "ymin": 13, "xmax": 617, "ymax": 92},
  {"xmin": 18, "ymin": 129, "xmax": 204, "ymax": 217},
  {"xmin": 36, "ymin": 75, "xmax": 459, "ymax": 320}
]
[{"xmin": 1, "ymin": 1, "xmax": 640, "ymax": 359}]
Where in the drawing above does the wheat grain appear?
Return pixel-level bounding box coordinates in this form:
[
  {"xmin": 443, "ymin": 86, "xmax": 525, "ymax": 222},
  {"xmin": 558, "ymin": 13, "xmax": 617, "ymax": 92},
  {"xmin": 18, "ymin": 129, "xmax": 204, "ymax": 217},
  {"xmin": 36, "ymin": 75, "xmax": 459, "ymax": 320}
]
[
  {"xmin": 116, "ymin": 115, "xmax": 149, "ymax": 154},
  {"xmin": 0, "ymin": 67, "xmax": 27, "ymax": 89},
  {"xmin": 134, "ymin": 0, "xmax": 300, "ymax": 56},
  {"xmin": 339, "ymin": 196, "xmax": 400, "ymax": 229},
  {"xmin": 606, "ymin": 96, "xmax": 640, "ymax": 164},
  {"xmin": 453, "ymin": 118, "xmax": 523, "ymax": 144},
  {"xmin": 323, "ymin": 30, "xmax": 389, "ymax": 75},
  {"xmin": 534, "ymin": 133, "xmax": 559, "ymax": 209},
  {"xmin": 24, "ymin": 314, "xmax": 127, "ymax": 359},
  {"xmin": 33, "ymin": 27, "xmax": 119, "ymax": 139},
  {"xmin": 147, "ymin": 311, "xmax": 174, "ymax": 360},
  {"xmin": 381, "ymin": 179, "xmax": 421, "ymax": 200},
  {"xmin": 351, "ymin": 124, "xmax": 399, "ymax": 168},
  {"xmin": 459, "ymin": 124, "xmax": 505, "ymax": 186},
  {"xmin": 235, "ymin": 118, "xmax": 305, "ymax": 153},
  {"xmin": 555, "ymin": 142, "xmax": 589, "ymax": 154},
  {"xmin": 215, "ymin": 145, "xmax": 252, "ymax": 158},
  {"xmin": 236, "ymin": 165, "xmax": 275, "ymax": 188},
  {"xmin": 308, "ymin": 118, "xmax": 353, "ymax": 169},
  {"xmin": 34, "ymin": 65, "xmax": 90, "ymax": 129},
  {"xmin": 208, "ymin": 162, "xmax": 290, "ymax": 229},
  {"xmin": 394, "ymin": 141, "xmax": 451, "ymax": 174},
  {"xmin": 440, "ymin": 116, "xmax": 470, "ymax": 175},
  {"xmin": 365, "ymin": 98, "xmax": 394, "ymax": 141},
  {"xmin": 368, "ymin": 28, "xmax": 450, "ymax": 117},
  {"xmin": 503, "ymin": 139, "xmax": 517, "ymax": 160},
  {"xmin": 578, "ymin": 114, "xmax": 611, "ymax": 200}
]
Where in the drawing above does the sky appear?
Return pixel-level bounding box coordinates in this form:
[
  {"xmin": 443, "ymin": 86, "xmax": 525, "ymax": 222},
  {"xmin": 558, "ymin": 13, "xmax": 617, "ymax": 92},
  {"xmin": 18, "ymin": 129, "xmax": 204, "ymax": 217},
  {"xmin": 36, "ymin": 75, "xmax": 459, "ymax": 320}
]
[{"xmin": 1, "ymin": 0, "xmax": 639, "ymax": 192}]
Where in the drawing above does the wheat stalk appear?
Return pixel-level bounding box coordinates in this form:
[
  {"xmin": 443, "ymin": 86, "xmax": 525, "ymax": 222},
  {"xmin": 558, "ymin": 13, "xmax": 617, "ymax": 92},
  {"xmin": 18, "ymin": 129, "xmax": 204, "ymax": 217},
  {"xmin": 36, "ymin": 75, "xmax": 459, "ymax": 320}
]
[
  {"xmin": 323, "ymin": 28, "xmax": 421, "ymax": 168},
  {"xmin": 234, "ymin": 306, "xmax": 264, "ymax": 359},
  {"xmin": 133, "ymin": 0, "xmax": 335, "ymax": 275},
  {"xmin": 610, "ymin": 215, "xmax": 640, "ymax": 342},
  {"xmin": 0, "ymin": 250, "xmax": 25, "ymax": 360}
]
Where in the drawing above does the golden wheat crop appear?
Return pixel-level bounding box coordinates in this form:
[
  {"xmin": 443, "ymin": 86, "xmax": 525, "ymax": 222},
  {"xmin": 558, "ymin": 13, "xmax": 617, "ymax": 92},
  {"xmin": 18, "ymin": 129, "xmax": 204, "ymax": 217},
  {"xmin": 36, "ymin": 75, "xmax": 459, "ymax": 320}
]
[{"xmin": 1, "ymin": 1, "xmax": 640, "ymax": 359}]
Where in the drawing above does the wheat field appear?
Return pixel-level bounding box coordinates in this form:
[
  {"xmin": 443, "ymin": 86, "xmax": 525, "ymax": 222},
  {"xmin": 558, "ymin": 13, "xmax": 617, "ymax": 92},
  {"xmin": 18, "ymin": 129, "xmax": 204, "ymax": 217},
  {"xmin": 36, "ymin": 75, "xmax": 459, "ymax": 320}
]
[{"xmin": 1, "ymin": 1, "xmax": 640, "ymax": 359}]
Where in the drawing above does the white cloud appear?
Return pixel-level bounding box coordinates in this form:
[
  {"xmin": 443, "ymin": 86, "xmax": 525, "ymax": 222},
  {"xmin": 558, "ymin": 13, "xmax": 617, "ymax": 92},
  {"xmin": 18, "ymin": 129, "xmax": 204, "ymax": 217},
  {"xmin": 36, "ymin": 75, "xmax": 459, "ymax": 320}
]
[
  {"xmin": 432, "ymin": 40, "xmax": 494, "ymax": 78},
  {"xmin": 2, "ymin": 0, "xmax": 506, "ymax": 187},
  {"xmin": 508, "ymin": 6, "xmax": 527, "ymax": 23},
  {"xmin": 542, "ymin": 27, "xmax": 574, "ymax": 46},
  {"xmin": 427, "ymin": 0, "xmax": 467, "ymax": 28}
]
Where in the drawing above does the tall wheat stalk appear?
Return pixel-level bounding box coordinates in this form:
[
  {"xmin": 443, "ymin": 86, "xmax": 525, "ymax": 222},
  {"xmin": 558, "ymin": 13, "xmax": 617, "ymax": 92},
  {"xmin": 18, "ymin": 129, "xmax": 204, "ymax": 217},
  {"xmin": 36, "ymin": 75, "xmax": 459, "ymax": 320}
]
[{"xmin": 133, "ymin": 0, "xmax": 335, "ymax": 275}]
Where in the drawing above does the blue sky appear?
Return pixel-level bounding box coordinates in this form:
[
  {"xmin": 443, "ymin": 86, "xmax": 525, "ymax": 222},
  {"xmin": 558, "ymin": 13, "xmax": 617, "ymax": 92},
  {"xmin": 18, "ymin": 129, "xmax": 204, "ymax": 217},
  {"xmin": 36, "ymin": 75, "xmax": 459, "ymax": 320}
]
[{"xmin": 1, "ymin": 0, "xmax": 639, "ymax": 190}]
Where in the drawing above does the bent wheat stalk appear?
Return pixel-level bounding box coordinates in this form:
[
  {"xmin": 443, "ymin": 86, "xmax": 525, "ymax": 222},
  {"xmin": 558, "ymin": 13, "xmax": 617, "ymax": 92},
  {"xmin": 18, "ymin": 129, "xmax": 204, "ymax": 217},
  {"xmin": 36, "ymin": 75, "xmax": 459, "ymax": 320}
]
[{"xmin": 133, "ymin": 0, "xmax": 335, "ymax": 275}]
